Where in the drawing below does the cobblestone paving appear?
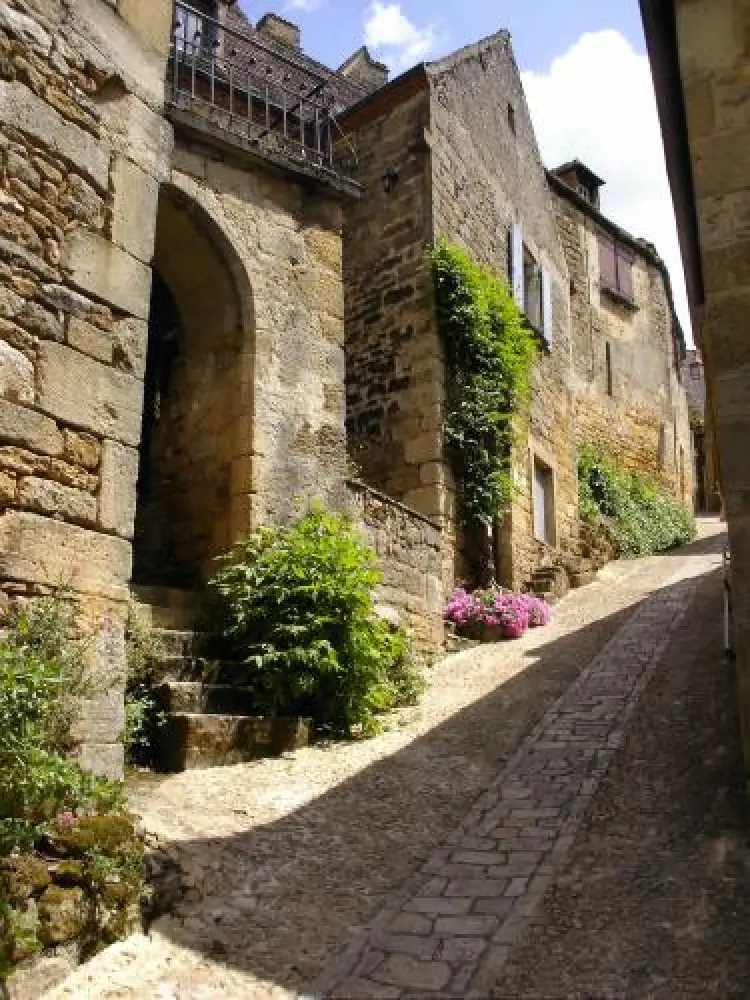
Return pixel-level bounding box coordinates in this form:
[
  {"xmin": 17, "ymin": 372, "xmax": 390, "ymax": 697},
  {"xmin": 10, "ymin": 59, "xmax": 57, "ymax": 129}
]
[
  {"xmin": 45, "ymin": 524, "xmax": 725, "ymax": 999},
  {"xmin": 493, "ymin": 553, "xmax": 750, "ymax": 999},
  {"xmin": 309, "ymin": 564, "xmax": 712, "ymax": 998}
]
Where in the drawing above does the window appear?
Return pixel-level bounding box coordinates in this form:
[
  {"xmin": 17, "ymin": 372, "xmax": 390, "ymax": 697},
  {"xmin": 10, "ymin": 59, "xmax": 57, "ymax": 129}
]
[
  {"xmin": 533, "ymin": 457, "xmax": 555, "ymax": 546},
  {"xmin": 605, "ymin": 341, "xmax": 613, "ymax": 396},
  {"xmin": 576, "ymin": 184, "xmax": 591, "ymax": 202},
  {"xmin": 507, "ymin": 103, "xmax": 516, "ymax": 134},
  {"xmin": 598, "ymin": 235, "xmax": 635, "ymax": 304},
  {"xmin": 690, "ymin": 362, "xmax": 701, "ymax": 379},
  {"xmin": 509, "ymin": 223, "xmax": 552, "ymax": 347},
  {"xmin": 523, "ymin": 245, "xmax": 543, "ymax": 332}
]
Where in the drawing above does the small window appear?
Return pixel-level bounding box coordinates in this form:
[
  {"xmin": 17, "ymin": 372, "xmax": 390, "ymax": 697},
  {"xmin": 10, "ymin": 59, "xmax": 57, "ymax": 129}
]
[
  {"xmin": 599, "ymin": 235, "xmax": 635, "ymax": 304},
  {"xmin": 605, "ymin": 342, "xmax": 613, "ymax": 396},
  {"xmin": 690, "ymin": 362, "xmax": 701, "ymax": 379},
  {"xmin": 507, "ymin": 103, "xmax": 516, "ymax": 134},
  {"xmin": 576, "ymin": 184, "xmax": 591, "ymax": 202},
  {"xmin": 533, "ymin": 457, "xmax": 555, "ymax": 546},
  {"xmin": 523, "ymin": 245, "xmax": 543, "ymax": 332}
]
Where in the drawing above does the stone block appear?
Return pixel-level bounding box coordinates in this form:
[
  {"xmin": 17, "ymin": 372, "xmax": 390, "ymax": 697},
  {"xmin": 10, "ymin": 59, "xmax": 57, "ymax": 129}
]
[
  {"xmin": 60, "ymin": 230, "xmax": 153, "ymax": 320},
  {"xmin": 156, "ymin": 714, "xmax": 311, "ymax": 771},
  {"xmin": 0, "ymin": 399, "xmax": 63, "ymax": 456},
  {"xmin": 117, "ymin": 0, "xmax": 173, "ymax": 57},
  {"xmin": 66, "ymin": 316, "xmax": 112, "ymax": 363},
  {"xmin": 99, "ymin": 439, "xmax": 139, "ymax": 538},
  {"xmin": 0, "ymin": 340, "xmax": 34, "ymax": 404},
  {"xmin": 0, "ymin": 511, "xmax": 132, "ymax": 599},
  {"xmin": 0, "ymin": 82, "xmax": 109, "ymax": 190},
  {"xmin": 110, "ymin": 156, "xmax": 160, "ymax": 264},
  {"xmin": 18, "ymin": 476, "xmax": 98, "ymax": 526},
  {"xmin": 372, "ymin": 954, "xmax": 451, "ymax": 992},
  {"xmin": 38, "ymin": 341, "xmax": 144, "ymax": 447},
  {"xmin": 113, "ymin": 316, "xmax": 148, "ymax": 379},
  {"xmin": 75, "ymin": 741, "xmax": 125, "ymax": 780},
  {"xmin": 99, "ymin": 93, "xmax": 173, "ymax": 183}
]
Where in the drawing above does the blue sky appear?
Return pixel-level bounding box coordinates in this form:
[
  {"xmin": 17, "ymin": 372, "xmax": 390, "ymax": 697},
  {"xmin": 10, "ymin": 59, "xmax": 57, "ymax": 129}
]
[{"xmin": 239, "ymin": 1, "xmax": 689, "ymax": 335}]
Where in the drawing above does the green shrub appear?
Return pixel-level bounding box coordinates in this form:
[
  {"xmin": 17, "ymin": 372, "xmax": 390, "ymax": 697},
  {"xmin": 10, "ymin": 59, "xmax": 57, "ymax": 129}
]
[
  {"xmin": 577, "ymin": 446, "xmax": 696, "ymax": 556},
  {"xmin": 0, "ymin": 594, "xmax": 125, "ymax": 854},
  {"xmin": 123, "ymin": 602, "xmax": 166, "ymax": 767},
  {"xmin": 209, "ymin": 502, "xmax": 425, "ymax": 736},
  {"xmin": 430, "ymin": 238, "xmax": 538, "ymax": 528}
]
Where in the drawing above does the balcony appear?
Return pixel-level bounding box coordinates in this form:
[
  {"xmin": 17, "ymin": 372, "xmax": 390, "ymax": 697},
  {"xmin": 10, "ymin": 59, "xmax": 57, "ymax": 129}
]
[{"xmin": 168, "ymin": 2, "xmax": 360, "ymax": 195}]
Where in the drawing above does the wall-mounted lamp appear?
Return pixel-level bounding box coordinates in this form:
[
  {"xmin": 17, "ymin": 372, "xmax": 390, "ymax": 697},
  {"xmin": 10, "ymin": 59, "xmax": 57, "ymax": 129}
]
[{"xmin": 381, "ymin": 167, "xmax": 399, "ymax": 194}]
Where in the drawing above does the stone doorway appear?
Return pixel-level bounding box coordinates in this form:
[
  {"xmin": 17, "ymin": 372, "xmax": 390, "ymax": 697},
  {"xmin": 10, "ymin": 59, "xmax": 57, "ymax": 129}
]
[{"xmin": 132, "ymin": 186, "xmax": 255, "ymax": 589}]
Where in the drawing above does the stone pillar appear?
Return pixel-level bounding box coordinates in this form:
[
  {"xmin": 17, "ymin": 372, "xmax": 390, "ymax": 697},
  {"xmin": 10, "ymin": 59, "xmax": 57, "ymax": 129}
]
[{"xmin": 0, "ymin": 0, "xmax": 173, "ymax": 776}]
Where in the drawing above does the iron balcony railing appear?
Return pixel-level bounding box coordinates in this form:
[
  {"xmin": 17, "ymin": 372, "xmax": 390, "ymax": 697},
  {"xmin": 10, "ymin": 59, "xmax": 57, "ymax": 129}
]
[{"xmin": 169, "ymin": 1, "xmax": 356, "ymax": 182}]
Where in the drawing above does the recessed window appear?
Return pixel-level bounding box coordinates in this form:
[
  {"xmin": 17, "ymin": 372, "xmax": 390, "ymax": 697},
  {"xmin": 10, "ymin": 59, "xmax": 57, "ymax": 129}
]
[
  {"xmin": 507, "ymin": 103, "xmax": 516, "ymax": 134},
  {"xmin": 523, "ymin": 244, "xmax": 543, "ymax": 332},
  {"xmin": 690, "ymin": 362, "xmax": 701, "ymax": 379},
  {"xmin": 533, "ymin": 456, "xmax": 555, "ymax": 546},
  {"xmin": 605, "ymin": 341, "xmax": 614, "ymax": 396},
  {"xmin": 599, "ymin": 235, "xmax": 635, "ymax": 304}
]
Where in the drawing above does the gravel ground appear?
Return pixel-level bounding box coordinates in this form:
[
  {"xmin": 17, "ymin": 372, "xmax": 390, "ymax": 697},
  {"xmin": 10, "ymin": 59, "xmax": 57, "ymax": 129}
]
[{"xmin": 45, "ymin": 520, "xmax": 727, "ymax": 999}]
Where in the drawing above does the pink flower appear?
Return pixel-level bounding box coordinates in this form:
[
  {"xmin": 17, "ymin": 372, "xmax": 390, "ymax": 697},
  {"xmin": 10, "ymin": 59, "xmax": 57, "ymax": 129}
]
[{"xmin": 57, "ymin": 811, "xmax": 77, "ymax": 829}]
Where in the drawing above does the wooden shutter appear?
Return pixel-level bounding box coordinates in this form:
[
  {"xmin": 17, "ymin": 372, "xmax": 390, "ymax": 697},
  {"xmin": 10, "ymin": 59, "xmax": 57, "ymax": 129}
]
[
  {"xmin": 541, "ymin": 268, "xmax": 552, "ymax": 348},
  {"xmin": 511, "ymin": 222, "xmax": 524, "ymax": 310},
  {"xmin": 598, "ymin": 236, "xmax": 616, "ymax": 290},
  {"xmin": 616, "ymin": 246, "xmax": 634, "ymax": 301}
]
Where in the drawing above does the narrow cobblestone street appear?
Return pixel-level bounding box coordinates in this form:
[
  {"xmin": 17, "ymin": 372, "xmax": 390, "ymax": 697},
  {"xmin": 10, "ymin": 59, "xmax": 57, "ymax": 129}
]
[{"xmin": 47, "ymin": 520, "xmax": 749, "ymax": 1000}]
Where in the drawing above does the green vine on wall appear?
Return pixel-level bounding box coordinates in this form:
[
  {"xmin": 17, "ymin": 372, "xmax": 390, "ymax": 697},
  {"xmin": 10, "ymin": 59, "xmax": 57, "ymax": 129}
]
[{"xmin": 430, "ymin": 238, "xmax": 539, "ymax": 529}]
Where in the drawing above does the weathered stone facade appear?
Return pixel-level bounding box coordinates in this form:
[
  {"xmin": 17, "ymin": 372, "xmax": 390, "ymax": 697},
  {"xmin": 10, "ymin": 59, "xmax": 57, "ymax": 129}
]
[
  {"xmin": 551, "ymin": 169, "xmax": 694, "ymax": 508},
  {"xmin": 0, "ymin": 0, "xmax": 174, "ymax": 778},
  {"xmin": 346, "ymin": 479, "xmax": 443, "ymax": 654},
  {"xmin": 641, "ymin": 0, "xmax": 750, "ymax": 773},
  {"xmin": 680, "ymin": 348, "xmax": 720, "ymax": 512}
]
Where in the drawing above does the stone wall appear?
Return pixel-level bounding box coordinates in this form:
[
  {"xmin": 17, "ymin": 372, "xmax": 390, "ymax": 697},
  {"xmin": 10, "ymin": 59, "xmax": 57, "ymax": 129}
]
[
  {"xmin": 428, "ymin": 36, "xmax": 578, "ymax": 589},
  {"xmin": 166, "ymin": 140, "xmax": 348, "ymax": 541},
  {"xmin": 0, "ymin": 0, "xmax": 174, "ymax": 776},
  {"xmin": 671, "ymin": 0, "xmax": 750, "ymax": 768},
  {"xmin": 347, "ymin": 480, "xmax": 443, "ymax": 655},
  {"xmin": 553, "ymin": 188, "xmax": 694, "ymax": 508}
]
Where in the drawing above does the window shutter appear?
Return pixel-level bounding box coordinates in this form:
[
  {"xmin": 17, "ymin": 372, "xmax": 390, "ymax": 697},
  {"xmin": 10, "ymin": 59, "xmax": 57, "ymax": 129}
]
[
  {"xmin": 541, "ymin": 268, "xmax": 552, "ymax": 348},
  {"xmin": 616, "ymin": 247, "xmax": 634, "ymax": 301},
  {"xmin": 511, "ymin": 222, "xmax": 524, "ymax": 310},
  {"xmin": 598, "ymin": 236, "xmax": 616, "ymax": 290}
]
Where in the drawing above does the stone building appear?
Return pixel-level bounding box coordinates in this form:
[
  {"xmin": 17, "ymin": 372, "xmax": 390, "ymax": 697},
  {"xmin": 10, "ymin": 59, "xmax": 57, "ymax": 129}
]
[
  {"xmin": 340, "ymin": 33, "xmax": 692, "ymax": 593},
  {"xmin": 550, "ymin": 161, "xmax": 693, "ymax": 508},
  {"xmin": 341, "ymin": 34, "xmax": 579, "ymax": 593},
  {"xmin": 640, "ymin": 0, "xmax": 750, "ymax": 769},
  {"xmin": 680, "ymin": 348, "xmax": 720, "ymax": 512},
  {"xmin": 0, "ymin": 0, "xmax": 691, "ymax": 775}
]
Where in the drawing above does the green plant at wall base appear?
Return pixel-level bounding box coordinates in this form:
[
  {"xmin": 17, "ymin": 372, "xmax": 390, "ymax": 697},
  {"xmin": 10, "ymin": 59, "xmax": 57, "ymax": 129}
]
[
  {"xmin": 578, "ymin": 445, "xmax": 696, "ymax": 556},
  {"xmin": 430, "ymin": 238, "xmax": 539, "ymax": 527},
  {"xmin": 124, "ymin": 602, "xmax": 167, "ymax": 767},
  {"xmin": 209, "ymin": 502, "xmax": 425, "ymax": 736},
  {"xmin": 0, "ymin": 593, "xmax": 126, "ymax": 855}
]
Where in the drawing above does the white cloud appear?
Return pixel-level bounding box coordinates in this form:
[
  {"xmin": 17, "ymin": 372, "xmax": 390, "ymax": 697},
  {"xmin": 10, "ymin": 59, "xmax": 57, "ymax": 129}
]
[
  {"xmin": 364, "ymin": 2, "xmax": 438, "ymax": 72},
  {"xmin": 522, "ymin": 30, "xmax": 692, "ymax": 341},
  {"xmin": 285, "ymin": 0, "xmax": 323, "ymax": 11}
]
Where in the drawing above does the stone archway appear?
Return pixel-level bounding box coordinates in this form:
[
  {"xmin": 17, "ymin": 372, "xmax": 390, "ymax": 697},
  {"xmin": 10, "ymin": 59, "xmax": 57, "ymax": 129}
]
[{"xmin": 132, "ymin": 185, "xmax": 256, "ymax": 588}]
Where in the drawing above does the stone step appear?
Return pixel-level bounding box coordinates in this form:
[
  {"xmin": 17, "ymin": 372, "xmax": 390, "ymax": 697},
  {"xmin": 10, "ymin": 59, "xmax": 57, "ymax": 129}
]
[
  {"xmin": 151, "ymin": 628, "xmax": 211, "ymax": 658},
  {"xmin": 130, "ymin": 585, "xmax": 198, "ymax": 610},
  {"xmin": 156, "ymin": 713, "xmax": 312, "ymax": 772},
  {"xmin": 569, "ymin": 569, "xmax": 597, "ymax": 589},
  {"xmin": 133, "ymin": 603, "xmax": 200, "ymax": 631},
  {"xmin": 156, "ymin": 681, "xmax": 259, "ymax": 715},
  {"xmin": 152, "ymin": 655, "xmax": 220, "ymax": 683}
]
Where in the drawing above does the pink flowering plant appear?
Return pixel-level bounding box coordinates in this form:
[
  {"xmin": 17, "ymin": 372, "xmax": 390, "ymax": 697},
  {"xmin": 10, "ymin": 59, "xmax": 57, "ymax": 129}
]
[{"xmin": 445, "ymin": 587, "xmax": 551, "ymax": 640}]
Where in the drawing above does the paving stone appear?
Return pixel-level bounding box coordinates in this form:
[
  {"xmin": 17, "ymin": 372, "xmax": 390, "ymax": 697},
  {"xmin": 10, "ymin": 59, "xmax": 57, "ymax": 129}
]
[
  {"xmin": 433, "ymin": 916, "xmax": 498, "ymax": 937},
  {"xmin": 371, "ymin": 954, "xmax": 451, "ymax": 991}
]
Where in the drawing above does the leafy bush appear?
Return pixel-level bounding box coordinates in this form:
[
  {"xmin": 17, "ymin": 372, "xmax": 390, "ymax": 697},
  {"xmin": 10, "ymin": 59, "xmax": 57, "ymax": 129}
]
[
  {"xmin": 577, "ymin": 446, "xmax": 696, "ymax": 556},
  {"xmin": 431, "ymin": 238, "xmax": 539, "ymax": 528},
  {"xmin": 124, "ymin": 602, "xmax": 166, "ymax": 767},
  {"xmin": 209, "ymin": 503, "xmax": 425, "ymax": 736},
  {"xmin": 0, "ymin": 594, "xmax": 125, "ymax": 855}
]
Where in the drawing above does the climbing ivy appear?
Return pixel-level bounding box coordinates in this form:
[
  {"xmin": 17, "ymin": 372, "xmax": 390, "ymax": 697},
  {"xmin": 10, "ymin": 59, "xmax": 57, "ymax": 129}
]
[{"xmin": 430, "ymin": 238, "xmax": 539, "ymax": 528}]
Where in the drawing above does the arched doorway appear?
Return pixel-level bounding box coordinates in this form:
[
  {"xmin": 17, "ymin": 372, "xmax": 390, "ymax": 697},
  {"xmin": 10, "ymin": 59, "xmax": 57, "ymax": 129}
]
[{"xmin": 133, "ymin": 186, "xmax": 255, "ymax": 588}]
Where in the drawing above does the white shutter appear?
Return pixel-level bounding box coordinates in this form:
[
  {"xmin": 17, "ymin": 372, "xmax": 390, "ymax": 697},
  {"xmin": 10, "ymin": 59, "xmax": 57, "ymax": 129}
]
[
  {"xmin": 511, "ymin": 222, "xmax": 524, "ymax": 310},
  {"xmin": 541, "ymin": 268, "xmax": 552, "ymax": 348}
]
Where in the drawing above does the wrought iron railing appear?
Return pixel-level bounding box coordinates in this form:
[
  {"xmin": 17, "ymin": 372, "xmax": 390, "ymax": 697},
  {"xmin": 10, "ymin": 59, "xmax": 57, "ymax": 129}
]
[{"xmin": 169, "ymin": 1, "xmax": 356, "ymax": 181}]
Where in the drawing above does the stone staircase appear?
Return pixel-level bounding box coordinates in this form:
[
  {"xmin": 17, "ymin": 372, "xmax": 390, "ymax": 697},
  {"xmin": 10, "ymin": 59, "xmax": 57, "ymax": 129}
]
[{"xmin": 130, "ymin": 586, "xmax": 311, "ymax": 772}]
